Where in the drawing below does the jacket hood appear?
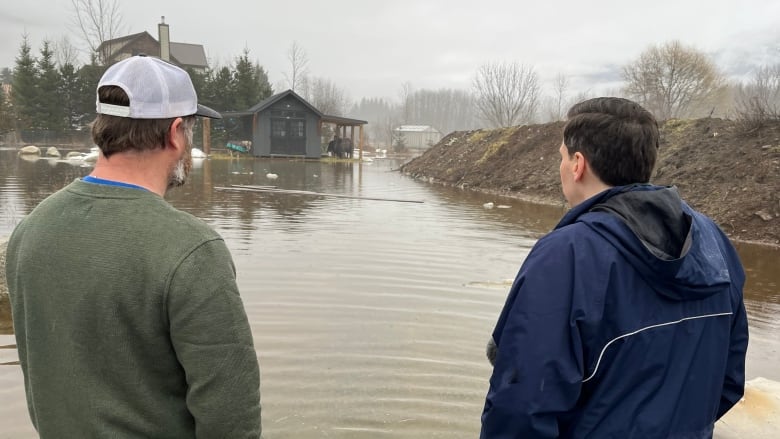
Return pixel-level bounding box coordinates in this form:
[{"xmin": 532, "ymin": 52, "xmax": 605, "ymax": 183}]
[{"xmin": 555, "ymin": 185, "xmax": 731, "ymax": 301}]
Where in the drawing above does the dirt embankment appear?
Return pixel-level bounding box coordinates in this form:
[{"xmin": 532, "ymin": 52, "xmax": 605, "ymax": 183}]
[{"xmin": 401, "ymin": 118, "xmax": 780, "ymax": 246}]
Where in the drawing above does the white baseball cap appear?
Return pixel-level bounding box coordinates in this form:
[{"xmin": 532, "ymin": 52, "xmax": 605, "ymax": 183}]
[{"xmin": 96, "ymin": 55, "xmax": 221, "ymax": 119}]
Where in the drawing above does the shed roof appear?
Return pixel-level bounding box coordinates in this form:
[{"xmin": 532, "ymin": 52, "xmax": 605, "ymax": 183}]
[
  {"xmin": 220, "ymin": 90, "xmax": 367, "ymax": 125},
  {"xmin": 321, "ymin": 114, "xmax": 368, "ymax": 126},
  {"xmin": 395, "ymin": 125, "xmax": 440, "ymax": 133}
]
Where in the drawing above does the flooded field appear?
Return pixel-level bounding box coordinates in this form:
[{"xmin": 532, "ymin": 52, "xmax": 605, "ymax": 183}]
[{"xmin": 1, "ymin": 148, "xmax": 778, "ymax": 438}]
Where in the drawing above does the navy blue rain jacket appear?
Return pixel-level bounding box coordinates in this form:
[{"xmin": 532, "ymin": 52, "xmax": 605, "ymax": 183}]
[{"xmin": 481, "ymin": 184, "xmax": 748, "ymax": 439}]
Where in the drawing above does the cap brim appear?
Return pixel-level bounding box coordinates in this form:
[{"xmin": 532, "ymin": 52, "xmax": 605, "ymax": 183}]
[{"xmin": 195, "ymin": 104, "xmax": 222, "ymax": 119}]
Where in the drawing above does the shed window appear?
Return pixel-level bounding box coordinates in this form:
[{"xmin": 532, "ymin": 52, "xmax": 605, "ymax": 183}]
[
  {"xmin": 292, "ymin": 120, "xmax": 305, "ymax": 137},
  {"xmin": 271, "ymin": 119, "xmax": 286, "ymax": 137}
]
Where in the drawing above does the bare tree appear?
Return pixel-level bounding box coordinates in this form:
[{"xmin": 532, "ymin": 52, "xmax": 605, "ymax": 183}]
[
  {"xmin": 284, "ymin": 41, "xmax": 309, "ymax": 92},
  {"xmin": 622, "ymin": 40, "xmax": 723, "ymax": 120},
  {"xmin": 552, "ymin": 73, "xmax": 569, "ymax": 121},
  {"xmin": 70, "ymin": 0, "xmax": 125, "ymax": 64},
  {"xmin": 540, "ymin": 73, "xmax": 571, "ymax": 122},
  {"xmin": 54, "ymin": 35, "xmax": 80, "ymax": 67},
  {"xmin": 733, "ymin": 64, "xmax": 780, "ymax": 132},
  {"xmin": 300, "ymin": 77, "xmax": 350, "ymax": 116},
  {"xmin": 472, "ymin": 62, "xmax": 540, "ymax": 128},
  {"xmin": 398, "ymin": 81, "xmax": 413, "ymax": 124}
]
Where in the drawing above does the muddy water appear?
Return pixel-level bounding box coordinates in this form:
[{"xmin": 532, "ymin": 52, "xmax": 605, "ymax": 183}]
[{"xmin": 0, "ymin": 148, "xmax": 778, "ymax": 438}]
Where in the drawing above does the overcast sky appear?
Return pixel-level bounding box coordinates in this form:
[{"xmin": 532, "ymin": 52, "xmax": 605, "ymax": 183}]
[{"xmin": 2, "ymin": 0, "xmax": 779, "ymax": 102}]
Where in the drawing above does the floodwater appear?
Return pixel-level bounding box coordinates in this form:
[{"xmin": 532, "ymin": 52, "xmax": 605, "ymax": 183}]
[{"xmin": 0, "ymin": 147, "xmax": 778, "ymax": 438}]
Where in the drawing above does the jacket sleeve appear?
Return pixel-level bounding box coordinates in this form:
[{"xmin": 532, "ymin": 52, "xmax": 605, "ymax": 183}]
[
  {"xmin": 716, "ymin": 247, "xmax": 748, "ymax": 419},
  {"xmin": 481, "ymin": 237, "xmax": 584, "ymax": 438},
  {"xmin": 167, "ymin": 239, "xmax": 262, "ymax": 438}
]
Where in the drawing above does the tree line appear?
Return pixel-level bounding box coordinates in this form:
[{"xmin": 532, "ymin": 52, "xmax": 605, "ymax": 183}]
[
  {"xmin": 0, "ymin": 36, "xmax": 274, "ymax": 143},
  {"xmin": 3, "ymin": 33, "xmax": 778, "ymax": 147},
  {"xmin": 470, "ymin": 40, "xmax": 780, "ymax": 132}
]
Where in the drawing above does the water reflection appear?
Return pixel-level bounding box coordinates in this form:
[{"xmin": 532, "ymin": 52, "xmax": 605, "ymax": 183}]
[{"xmin": 0, "ymin": 148, "xmax": 778, "ymax": 438}]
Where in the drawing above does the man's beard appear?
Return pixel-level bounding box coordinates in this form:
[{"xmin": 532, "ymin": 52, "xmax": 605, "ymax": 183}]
[{"xmin": 167, "ymin": 125, "xmax": 194, "ymax": 189}]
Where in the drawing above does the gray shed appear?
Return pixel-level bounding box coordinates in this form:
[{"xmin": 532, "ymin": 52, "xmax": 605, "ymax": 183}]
[{"xmin": 222, "ymin": 90, "xmax": 367, "ymax": 159}]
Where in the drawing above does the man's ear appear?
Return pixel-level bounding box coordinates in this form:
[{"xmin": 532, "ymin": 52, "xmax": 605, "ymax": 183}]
[
  {"xmin": 573, "ymin": 151, "xmax": 587, "ymax": 182},
  {"xmin": 167, "ymin": 117, "xmax": 185, "ymax": 152}
]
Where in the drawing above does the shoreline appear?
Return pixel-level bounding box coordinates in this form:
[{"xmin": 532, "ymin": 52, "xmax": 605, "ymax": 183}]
[{"xmin": 407, "ymin": 175, "xmax": 780, "ymax": 250}]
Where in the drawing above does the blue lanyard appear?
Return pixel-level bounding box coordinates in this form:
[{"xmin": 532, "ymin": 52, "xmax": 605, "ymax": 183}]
[{"xmin": 82, "ymin": 175, "xmax": 149, "ymax": 192}]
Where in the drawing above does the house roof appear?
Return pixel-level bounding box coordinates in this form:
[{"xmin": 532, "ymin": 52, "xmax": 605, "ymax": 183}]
[
  {"xmin": 96, "ymin": 31, "xmax": 155, "ymax": 56},
  {"xmin": 395, "ymin": 125, "xmax": 440, "ymax": 133},
  {"xmin": 97, "ymin": 31, "xmax": 208, "ymax": 68},
  {"xmin": 170, "ymin": 42, "xmax": 207, "ymax": 67}
]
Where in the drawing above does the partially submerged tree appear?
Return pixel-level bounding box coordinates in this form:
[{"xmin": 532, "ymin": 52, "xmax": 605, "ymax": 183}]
[
  {"xmin": 472, "ymin": 61, "xmax": 540, "ymax": 128},
  {"xmin": 70, "ymin": 0, "xmax": 125, "ymax": 64},
  {"xmin": 622, "ymin": 40, "xmax": 723, "ymax": 120}
]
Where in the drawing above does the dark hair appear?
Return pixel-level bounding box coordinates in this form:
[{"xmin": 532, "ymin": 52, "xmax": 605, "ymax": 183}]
[
  {"xmin": 563, "ymin": 97, "xmax": 659, "ymax": 185},
  {"xmin": 91, "ymin": 86, "xmax": 194, "ymax": 158}
]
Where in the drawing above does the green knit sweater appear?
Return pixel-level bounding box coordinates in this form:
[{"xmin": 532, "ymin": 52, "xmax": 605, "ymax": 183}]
[{"xmin": 6, "ymin": 179, "xmax": 261, "ymax": 438}]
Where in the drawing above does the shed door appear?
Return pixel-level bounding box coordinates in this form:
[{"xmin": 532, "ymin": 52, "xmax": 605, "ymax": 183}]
[{"xmin": 270, "ymin": 118, "xmax": 306, "ymax": 155}]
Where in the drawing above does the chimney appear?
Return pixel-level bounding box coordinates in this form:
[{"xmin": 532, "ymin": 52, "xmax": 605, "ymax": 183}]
[{"xmin": 158, "ymin": 16, "xmax": 170, "ymax": 61}]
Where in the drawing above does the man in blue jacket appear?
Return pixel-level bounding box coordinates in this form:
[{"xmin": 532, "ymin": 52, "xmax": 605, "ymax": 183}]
[{"xmin": 481, "ymin": 97, "xmax": 748, "ymax": 438}]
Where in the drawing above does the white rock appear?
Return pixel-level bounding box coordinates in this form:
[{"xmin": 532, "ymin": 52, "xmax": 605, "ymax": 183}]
[
  {"xmin": 18, "ymin": 145, "xmax": 40, "ymax": 155},
  {"xmin": 45, "ymin": 147, "xmax": 61, "ymax": 158},
  {"xmin": 266, "ymin": 173, "xmax": 278, "ymax": 179},
  {"xmin": 483, "ymin": 202, "xmax": 495, "ymax": 209}
]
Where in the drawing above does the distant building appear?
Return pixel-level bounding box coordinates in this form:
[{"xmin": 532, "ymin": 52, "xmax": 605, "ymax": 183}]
[
  {"xmin": 96, "ymin": 17, "xmax": 208, "ymax": 72},
  {"xmin": 222, "ymin": 89, "xmax": 368, "ymax": 159},
  {"xmin": 394, "ymin": 125, "xmax": 442, "ymax": 149}
]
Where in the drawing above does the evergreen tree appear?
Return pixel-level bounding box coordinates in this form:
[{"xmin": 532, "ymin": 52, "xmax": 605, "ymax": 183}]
[
  {"xmin": 207, "ymin": 66, "xmax": 235, "ymax": 112},
  {"xmin": 254, "ymin": 63, "xmax": 273, "ymax": 101},
  {"xmin": 75, "ymin": 57, "xmax": 106, "ymax": 127},
  {"xmin": 187, "ymin": 67, "xmax": 208, "ymax": 106},
  {"xmin": 59, "ymin": 62, "xmax": 81, "ymax": 129},
  {"xmin": 233, "ymin": 48, "xmax": 262, "ymax": 110},
  {"xmin": 35, "ymin": 40, "xmax": 65, "ymax": 131},
  {"xmin": 11, "ymin": 35, "xmax": 39, "ymax": 130}
]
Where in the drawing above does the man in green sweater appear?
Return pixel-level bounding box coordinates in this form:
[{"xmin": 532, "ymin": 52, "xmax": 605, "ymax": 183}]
[{"xmin": 5, "ymin": 55, "xmax": 262, "ymax": 438}]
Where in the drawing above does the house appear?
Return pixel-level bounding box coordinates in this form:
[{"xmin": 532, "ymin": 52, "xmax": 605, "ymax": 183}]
[
  {"xmin": 96, "ymin": 17, "xmax": 208, "ymax": 72},
  {"xmin": 394, "ymin": 125, "xmax": 442, "ymax": 149},
  {"xmin": 222, "ymin": 90, "xmax": 368, "ymax": 159}
]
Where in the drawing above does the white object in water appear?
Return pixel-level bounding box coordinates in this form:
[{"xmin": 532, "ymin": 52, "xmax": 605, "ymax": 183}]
[
  {"xmin": 191, "ymin": 147, "xmax": 207, "ymax": 158},
  {"xmin": 82, "ymin": 147, "xmax": 100, "ymax": 163},
  {"xmin": 266, "ymin": 173, "xmax": 278, "ymax": 179},
  {"xmin": 483, "ymin": 202, "xmax": 495, "ymax": 209}
]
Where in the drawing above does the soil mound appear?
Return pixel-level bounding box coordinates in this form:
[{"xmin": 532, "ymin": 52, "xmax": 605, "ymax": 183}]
[{"xmin": 401, "ymin": 118, "xmax": 780, "ymax": 246}]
